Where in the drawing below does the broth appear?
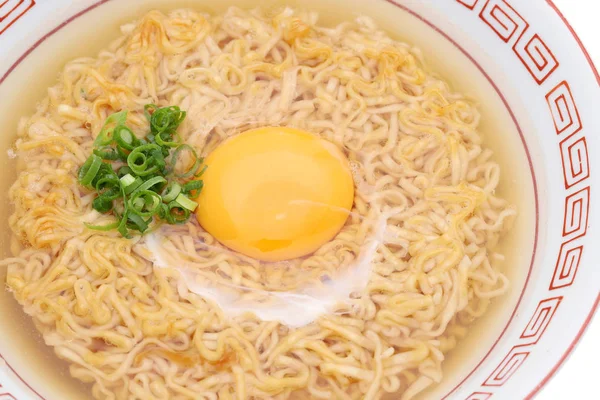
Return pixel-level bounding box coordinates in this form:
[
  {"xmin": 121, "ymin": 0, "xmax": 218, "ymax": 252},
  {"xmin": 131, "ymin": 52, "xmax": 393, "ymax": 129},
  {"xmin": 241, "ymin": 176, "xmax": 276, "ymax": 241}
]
[{"xmin": 0, "ymin": 1, "xmax": 536, "ymax": 399}]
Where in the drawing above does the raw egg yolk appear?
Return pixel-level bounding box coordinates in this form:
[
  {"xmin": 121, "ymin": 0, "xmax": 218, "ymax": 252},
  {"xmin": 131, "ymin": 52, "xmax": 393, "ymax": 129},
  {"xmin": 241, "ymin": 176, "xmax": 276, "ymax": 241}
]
[{"xmin": 195, "ymin": 127, "xmax": 354, "ymax": 262}]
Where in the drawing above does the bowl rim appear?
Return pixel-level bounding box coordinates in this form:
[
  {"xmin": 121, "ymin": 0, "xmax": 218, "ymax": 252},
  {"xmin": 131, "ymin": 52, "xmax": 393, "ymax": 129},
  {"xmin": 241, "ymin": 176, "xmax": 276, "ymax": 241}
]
[
  {"xmin": 0, "ymin": 0, "xmax": 597, "ymax": 399},
  {"xmin": 521, "ymin": 2, "xmax": 600, "ymax": 397},
  {"xmin": 383, "ymin": 2, "xmax": 539, "ymax": 398}
]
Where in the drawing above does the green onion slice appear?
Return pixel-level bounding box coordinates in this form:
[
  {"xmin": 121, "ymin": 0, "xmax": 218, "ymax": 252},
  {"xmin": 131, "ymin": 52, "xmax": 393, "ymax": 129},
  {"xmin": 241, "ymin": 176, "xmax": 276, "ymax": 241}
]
[
  {"xmin": 127, "ymin": 144, "xmax": 161, "ymax": 176},
  {"xmin": 151, "ymin": 148, "xmax": 166, "ymax": 172},
  {"xmin": 132, "ymin": 176, "xmax": 167, "ymax": 194},
  {"xmin": 78, "ymin": 154, "xmax": 102, "ymax": 187},
  {"xmin": 116, "ymin": 145, "xmax": 130, "ymax": 161},
  {"xmin": 155, "ymin": 131, "xmax": 181, "ymax": 148},
  {"xmin": 166, "ymin": 202, "xmax": 191, "ymax": 224},
  {"xmin": 129, "ymin": 190, "xmax": 162, "ymax": 217},
  {"xmin": 148, "ymin": 105, "xmax": 186, "ymax": 136},
  {"xmin": 114, "ymin": 125, "xmax": 138, "ymax": 150},
  {"xmin": 95, "ymin": 172, "xmax": 119, "ymax": 191},
  {"xmin": 92, "ymin": 196, "xmax": 114, "ymax": 213},
  {"xmin": 124, "ymin": 177, "xmax": 143, "ymax": 195},
  {"xmin": 94, "ymin": 110, "xmax": 128, "ymax": 146},
  {"xmin": 182, "ymin": 180, "xmax": 203, "ymax": 197},
  {"xmin": 94, "ymin": 147, "xmax": 119, "ymax": 160},
  {"xmin": 126, "ymin": 212, "xmax": 150, "ymax": 233},
  {"xmin": 117, "ymin": 166, "xmax": 133, "ymax": 178},
  {"xmin": 174, "ymin": 193, "xmax": 198, "ymax": 211},
  {"xmin": 120, "ymin": 174, "xmax": 136, "ymax": 188},
  {"xmin": 85, "ymin": 220, "xmax": 120, "ymax": 231},
  {"xmin": 117, "ymin": 207, "xmax": 131, "ymax": 238},
  {"xmin": 171, "ymin": 144, "xmax": 202, "ymax": 178},
  {"xmin": 161, "ymin": 182, "xmax": 181, "ymax": 203}
]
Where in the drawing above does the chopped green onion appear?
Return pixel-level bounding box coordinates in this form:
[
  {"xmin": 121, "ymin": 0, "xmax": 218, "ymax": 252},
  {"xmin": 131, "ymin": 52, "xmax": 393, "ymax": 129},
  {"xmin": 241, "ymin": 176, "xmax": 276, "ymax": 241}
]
[
  {"xmin": 158, "ymin": 203, "xmax": 169, "ymax": 219},
  {"xmin": 79, "ymin": 104, "xmax": 205, "ymax": 237},
  {"xmin": 78, "ymin": 154, "xmax": 102, "ymax": 187},
  {"xmin": 129, "ymin": 190, "xmax": 162, "ymax": 217},
  {"xmin": 148, "ymin": 105, "xmax": 186, "ymax": 136},
  {"xmin": 124, "ymin": 177, "xmax": 143, "ymax": 195},
  {"xmin": 174, "ymin": 193, "xmax": 198, "ymax": 211},
  {"xmin": 171, "ymin": 144, "xmax": 202, "ymax": 178},
  {"xmin": 94, "ymin": 147, "xmax": 119, "ymax": 160},
  {"xmin": 127, "ymin": 144, "xmax": 161, "ymax": 176},
  {"xmin": 161, "ymin": 182, "xmax": 181, "ymax": 203},
  {"xmin": 117, "ymin": 207, "xmax": 131, "ymax": 238},
  {"xmin": 94, "ymin": 110, "xmax": 128, "ymax": 146},
  {"xmin": 105, "ymin": 187, "xmax": 122, "ymax": 201},
  {"xmin": 116, "ymin": 145, "xmax": 130, "ymax": 161},
  {"xmin": 92, "ymin": 196, "xmax": 114, "ymax": 213},
  {"xmin": 182, "ymin": 180, "xmax": 203, "ymax": 197},
  {"xmin": 120, "ymin": 174, "xmax": 136, "ymax": 187},
  {"xmin": 114, "ymin": 125, "xmax": 137, "ymax": 150},
  {"xmin": 132, "ymin": 176, "xmax": 167, "ymax": 194},
  {"xmin": 95, "ymin": 173, "xmax": 119, "ymax": 191},
  {"xmin": 85, "ymin": 220, "xmax": 120, "ymax": 231},
  {"xmin": 151, "ymin": 148, "xmax": 166, "ymax": 172},
  {"xmin": 117, "ymin": 166, "xmax": 133, "ymax": 178},
  {"xmin": 154, "ymin": 131, "xmax": 180, "ymax": 148},
  {"xmin": 90, "ymin": 163, "xmax": 115, "ymax": 190},
  {"xmin": 121, "ymin": 173, "xmax": 144, "ymax": 195},
  {"xmin": 126, "ymin": 212, "xmax": 149, "ymax": 233},
  {"xmin": 166, "ymin": 202, "xmax": 191, "ymax": 224},
  {"xmin": 144, "ymin": 104, "xmax": 157, "ymax": 120}
]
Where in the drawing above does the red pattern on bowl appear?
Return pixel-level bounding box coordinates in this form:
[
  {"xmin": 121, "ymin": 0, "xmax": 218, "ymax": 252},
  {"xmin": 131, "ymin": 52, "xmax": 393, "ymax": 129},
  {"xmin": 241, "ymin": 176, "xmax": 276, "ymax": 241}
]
[
  {"xmin": 454, "ymin": 1, "xmax": 596, "ymax": 398},
  {"xmin": 0, "ymin": 0, "xmax": 35, "ymax": 36}
]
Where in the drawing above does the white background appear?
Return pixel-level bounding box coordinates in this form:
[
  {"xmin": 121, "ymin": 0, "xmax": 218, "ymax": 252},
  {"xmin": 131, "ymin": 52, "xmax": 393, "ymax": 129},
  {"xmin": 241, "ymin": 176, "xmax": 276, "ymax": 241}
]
[{"xmin": 538, "ymin": 3, "xmax": 599, "ymax": 399}]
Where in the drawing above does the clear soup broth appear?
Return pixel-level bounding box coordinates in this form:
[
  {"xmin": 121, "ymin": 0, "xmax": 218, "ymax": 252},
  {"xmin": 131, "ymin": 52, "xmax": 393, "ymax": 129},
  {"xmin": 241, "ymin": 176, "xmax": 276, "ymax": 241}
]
[{"xmin": 0, "ymin": 0, "xmax": 536, "ymax": 399}]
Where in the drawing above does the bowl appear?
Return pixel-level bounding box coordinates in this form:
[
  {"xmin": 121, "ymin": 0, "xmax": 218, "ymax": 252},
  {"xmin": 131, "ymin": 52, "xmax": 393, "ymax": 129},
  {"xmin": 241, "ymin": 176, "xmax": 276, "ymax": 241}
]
[{"xmin": 0, "ymin": 0, "xmax": 598, "ymax": 399}]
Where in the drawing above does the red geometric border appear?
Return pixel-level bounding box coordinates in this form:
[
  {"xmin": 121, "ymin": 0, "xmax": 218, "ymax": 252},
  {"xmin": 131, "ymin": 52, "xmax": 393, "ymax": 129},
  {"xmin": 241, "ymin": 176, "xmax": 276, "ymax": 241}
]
[
  {"xmin": 0, "ymin": 378, "xmax": 15, "ymax": 399},
  {"xmin": 474, "ymin": 1, "xmax": 560, "ymax": 85},
  {"xmin": 526, "ymin": 294, "xmax": 599, "ymax": 400},
  {"xmin": 482, "ymin": 346, "xmax": 530, "ymax": 387},
  {"xmin": 479, "ymin": 0, "xmax": 529, "ymax": 43},
  {"xmin": 559, "ymin": 134, "xmax": 589, "ymax": 189},
  {"xmin": 520, "ymin": 297, "xmax": 563, "ymax": 345},
  {"xmin": 465, "ymin": 392, "xmax": 493, "ymax": 400},
  {"xmin": 454, "ymin": 0, "xmax": 597, "ymax": 399},
  {"xmin": 550, "ymin": 240, "xmax": 584, "ymax": 290},
  {"xmin": 389, "ymin": 1, "xmax": 540, "ymax": 399},
  {"xmin": 0, "ymin": 0, "xmax": 35, "ymax": 36},
  {"xmin": 458, "ymin": 0, "xmax": 479, "ymax": 10},
  {"xmin": 562, "ymin": 186, "xmax": 590, "ymax": 240},
  {"xmin": 546, "ymin": 81, "xmax": 582, "ymax": 137},
  {"xmin": 514, "ymin": 32, "xmax": 559, "ymax": 85},
  {"xmin": 0, "ymin": 352, "xmax": 44, "ymax": 399}
]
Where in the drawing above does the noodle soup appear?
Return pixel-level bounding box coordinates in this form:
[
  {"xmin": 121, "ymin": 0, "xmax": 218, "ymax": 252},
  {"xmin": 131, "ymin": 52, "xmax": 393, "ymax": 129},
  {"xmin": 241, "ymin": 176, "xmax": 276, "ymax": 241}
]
[{"xmin": 0, "ymin": 1, "xmax": 536, "ymax": 399}]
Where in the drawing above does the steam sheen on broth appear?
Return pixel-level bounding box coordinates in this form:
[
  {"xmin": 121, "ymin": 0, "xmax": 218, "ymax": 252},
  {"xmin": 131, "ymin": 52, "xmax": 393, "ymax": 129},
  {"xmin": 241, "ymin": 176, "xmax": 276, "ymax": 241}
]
[{"xmin": 0, "ymin": 6, "xmax": 518, "ymax": 400}]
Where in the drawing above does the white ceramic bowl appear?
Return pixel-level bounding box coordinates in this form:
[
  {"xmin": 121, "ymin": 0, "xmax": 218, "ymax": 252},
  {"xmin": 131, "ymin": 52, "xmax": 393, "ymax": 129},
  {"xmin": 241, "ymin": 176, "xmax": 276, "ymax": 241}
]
[{"xmin": 0, "ymin": 0, "xmax": 598, "ymax": 399}]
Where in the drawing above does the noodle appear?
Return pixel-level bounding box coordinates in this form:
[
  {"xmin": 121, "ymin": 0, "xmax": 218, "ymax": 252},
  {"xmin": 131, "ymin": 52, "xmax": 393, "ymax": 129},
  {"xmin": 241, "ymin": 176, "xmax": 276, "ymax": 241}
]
[{"xmin": 1, "ymin": 7, "xmax": 516, "ymax": 400}]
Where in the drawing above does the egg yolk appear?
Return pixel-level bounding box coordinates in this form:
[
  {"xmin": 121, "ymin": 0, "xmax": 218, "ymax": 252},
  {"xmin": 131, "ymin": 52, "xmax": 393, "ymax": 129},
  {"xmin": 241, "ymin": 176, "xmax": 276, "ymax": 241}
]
[{"xmin": 195, "ymin": 127, "xmax": 354, "ymax": 262}]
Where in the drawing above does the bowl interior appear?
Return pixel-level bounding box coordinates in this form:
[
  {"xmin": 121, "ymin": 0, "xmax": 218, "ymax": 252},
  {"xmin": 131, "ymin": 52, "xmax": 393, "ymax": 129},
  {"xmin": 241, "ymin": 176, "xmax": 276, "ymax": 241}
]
[{"xmin": 0, "ymin": 0, "xmax": 538, "ymax": 399}]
